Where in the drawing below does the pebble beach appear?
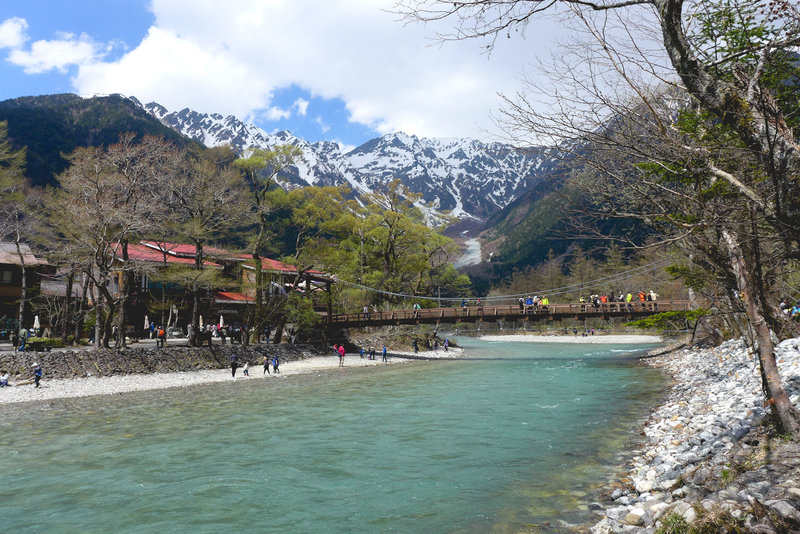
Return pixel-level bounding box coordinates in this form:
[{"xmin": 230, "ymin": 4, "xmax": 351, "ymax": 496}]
[
  {"xmin": 592, "ymin": 337, "xmax": 800, "ymax": 532},
  {"xmin": 0, "ymin": 347, "xmax": 464, "ymax": 405}
]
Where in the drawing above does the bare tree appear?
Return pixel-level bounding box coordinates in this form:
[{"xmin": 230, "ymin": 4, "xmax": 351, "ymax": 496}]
[
  {"xmin": 397, "ymin": 0, "xmax": 800, "ymax": 434},
  {"xmin": 51, "ymin": 139, "xmax": 156, "ymax": 348},
  {"xmin": 161, "ymin": 148, "xmax": 245, "ymax": 346}
]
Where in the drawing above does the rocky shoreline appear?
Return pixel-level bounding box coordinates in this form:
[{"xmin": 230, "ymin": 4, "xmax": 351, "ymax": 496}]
[{"xmin": 591, "ymin": 338, "xmax": 800, "ymax": 533}]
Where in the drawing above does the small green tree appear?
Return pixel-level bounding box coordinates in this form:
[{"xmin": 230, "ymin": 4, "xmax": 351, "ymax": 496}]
[{"xmin": 234, "ymin": 144, "xmax": 302, "ymax": 341}]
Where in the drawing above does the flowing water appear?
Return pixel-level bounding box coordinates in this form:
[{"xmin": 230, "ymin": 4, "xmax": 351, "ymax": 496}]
[{"xmin": 1, "ymin": 338, "xmax": 666, "ymax": 533}]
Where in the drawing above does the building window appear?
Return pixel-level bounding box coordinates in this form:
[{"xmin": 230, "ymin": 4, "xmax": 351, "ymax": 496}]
[{"xmin": 0, "ymin": 270, "xmax": 13, "ymax": 285}]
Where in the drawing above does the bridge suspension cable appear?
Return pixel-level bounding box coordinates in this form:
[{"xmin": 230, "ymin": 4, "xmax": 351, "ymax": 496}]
[{"xmin": 332, "ymin": 257, "xmax": 673, "ymax": 303}]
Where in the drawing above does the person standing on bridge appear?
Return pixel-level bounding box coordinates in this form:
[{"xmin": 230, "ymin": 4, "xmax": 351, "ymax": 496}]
[{"xmin": 649, "ymin": 290, "xmax": 659, "ymax": 310}]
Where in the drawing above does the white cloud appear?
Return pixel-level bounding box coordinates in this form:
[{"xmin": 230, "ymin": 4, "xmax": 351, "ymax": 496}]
[
  {"xmin": 0, "ymin": 17, "xmax": 28, "ymax": 49},
  {"xmin": 315, "ymin": 116, "xmax": 330, "ymax": 133},
  {"xmin": 8, "ymin": 32, "xmax": 104, "ymax": 74},
  {"xmin": 293, "ymin": 97, "xmax": 309, "ymax": 116},
  {"xmin": 74, "ymin": 26, "xmax": 271, "ymax": 117},
  {"xmin": 265, "ymin": 106, "xmax": 291, "ymax": 120},
  {"xmin": 69, "ymin": 0, "xmax": 559, "ymax": 140}
]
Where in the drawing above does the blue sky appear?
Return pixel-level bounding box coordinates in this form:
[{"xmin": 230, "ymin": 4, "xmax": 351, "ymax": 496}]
[{"xmin": 0, "ymin": 1, "xmax": 563, "ymax": 148}]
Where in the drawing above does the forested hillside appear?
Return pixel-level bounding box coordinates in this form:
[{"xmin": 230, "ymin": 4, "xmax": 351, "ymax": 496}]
[{"xmin": 0, "ymin": 94, "xmax": 198, "ymax": 187}]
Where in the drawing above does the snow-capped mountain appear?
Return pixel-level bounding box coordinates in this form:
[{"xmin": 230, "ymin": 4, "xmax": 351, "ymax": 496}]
[{"xmin": 135, "ymin": 98, "xmax": 560, "ymax": 222}]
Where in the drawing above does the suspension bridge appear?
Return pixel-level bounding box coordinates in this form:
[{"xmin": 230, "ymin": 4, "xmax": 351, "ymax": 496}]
[{"xmin": 324, "ymin": 300, "xmax": 692, "ymax": 328}]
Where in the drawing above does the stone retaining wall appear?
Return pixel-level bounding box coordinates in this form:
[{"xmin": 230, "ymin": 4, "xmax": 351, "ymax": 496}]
[{"xmin": 1, "ymin": 344, "xmax": 326, "ymax": 379}]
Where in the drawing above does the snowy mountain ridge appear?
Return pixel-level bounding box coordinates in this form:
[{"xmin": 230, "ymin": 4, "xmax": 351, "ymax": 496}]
[{"xmin": 132, "ymin": 98, "xmax": 560, "ymax": 223}]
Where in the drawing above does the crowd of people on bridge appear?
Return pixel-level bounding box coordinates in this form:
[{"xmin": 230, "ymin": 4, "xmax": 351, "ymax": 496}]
[
  {"xmin": 517, "ymin": 295, "xmax": 550, "ymax": 314},
  {"xmin": 579, "ymin": 290, "xmax": 659, "ymax": 311}
]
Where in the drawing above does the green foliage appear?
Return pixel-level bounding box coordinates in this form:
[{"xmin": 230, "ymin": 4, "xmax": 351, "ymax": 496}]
[
  {"xmin": 627, "ymin": 309, "xmax": 709, "ymax": 331},
  {"xmin": 26, "ymin": 337, "xmax": 64, "ymax": 349},
  {"xmin": 283, "ymin": 293, "xmax": 321, "ymax": 332},
  {"xmin": 294, "ymin": 180, "xmax": 468, "ymax": 311},
  {"xmin": 665, "ymin": 264, "xmax": 709, "ymax": 291},
  {"xmin": 720, "ymin": 466, "xmax": 734, "ymax": 483},
  {"xmin": 656, "ymin": 513, "xmax": 690, "ymax": 534}
]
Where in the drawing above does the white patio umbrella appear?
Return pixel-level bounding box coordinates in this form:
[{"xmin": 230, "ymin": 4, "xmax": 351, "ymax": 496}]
[
  {"xmin": 144, "ymin": 314, "xmax": 149, "ymax": 329},
  {"xmin": 219, "ymin": 315, "xmax": 224, "ymax": 328},
  {"xmin": 199, "ymin": 315, "xmax": 204, "ymax": 328},
  {"xmin": 33, "ymin": 315, "xmax": 40, "ymax": 330}
]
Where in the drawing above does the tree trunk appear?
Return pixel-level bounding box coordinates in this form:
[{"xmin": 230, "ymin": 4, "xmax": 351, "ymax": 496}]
[
  {"xmin": 188, "ymin": 242, "xmax": 203, "ymax": 347},
  {"xmin": 99, "ymin": 284, "xmax": 116, "ymax": 349},
  {"xmin": 75, "ymin": 274, "xmax": 87, "ymax": 343},
  {"xmin": 116, "ymin": 241, "xmax": 131, "ymax": 348},
  {"xmin": 13, "ymin": 240, "xmax": 27, "ymax": 332},
  {"xmin": 721, "ymin": 229, "xmax": 800, "ymax": 436},
  {"xmin": 253, "ymin": 252, "xmax": 263, "ymax": 343},
  {"xmin": 62, "ymin": 270, "xmax": 74, "ymax": 343}
]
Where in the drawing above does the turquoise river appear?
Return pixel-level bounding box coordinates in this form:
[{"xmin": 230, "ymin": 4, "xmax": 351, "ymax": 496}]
[{"xmin": 1, "ymin": 337, "xmax": 667, "ymax": 533}]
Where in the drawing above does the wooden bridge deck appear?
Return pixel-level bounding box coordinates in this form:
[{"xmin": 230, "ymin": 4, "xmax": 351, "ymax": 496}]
[{"xmin": 325, "ymin": 300, "xmax": 692, "ymax": 328}]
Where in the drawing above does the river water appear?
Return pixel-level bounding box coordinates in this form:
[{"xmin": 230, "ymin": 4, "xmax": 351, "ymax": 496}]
[{"xmin": 1, "ymin": 338, "xmax": 666, "ymax": 533}]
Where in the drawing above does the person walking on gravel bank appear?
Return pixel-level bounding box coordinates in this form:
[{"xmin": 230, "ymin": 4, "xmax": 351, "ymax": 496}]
[
  {"xmin": 338, "ymin": 344, "xmax": 345, "ymax": 366},
  {"xmin": 263, "ymin": 355, "xmax": 270, "ymax": 375},
  {"xmin": 32, "ymin": 363, "xmax": 43, "ymax": 388},
  {"xmin": 230, "ymin": 352, "xmax": 239, "ymax": 378}
]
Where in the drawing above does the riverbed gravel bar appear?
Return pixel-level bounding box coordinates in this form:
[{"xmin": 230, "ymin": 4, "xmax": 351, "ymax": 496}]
[{"xmin": 591, "ymin": 337, "xmax": 800, "ymax": 533}]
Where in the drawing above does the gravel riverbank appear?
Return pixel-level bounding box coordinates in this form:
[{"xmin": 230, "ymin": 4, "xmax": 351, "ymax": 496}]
[
  {"xmin": 0, "ymin": 346, "xmax": 463, "ymax": 405},
  {"xmin": 591, "ymin": 338, "xmax": 800, "ymax": 533}
]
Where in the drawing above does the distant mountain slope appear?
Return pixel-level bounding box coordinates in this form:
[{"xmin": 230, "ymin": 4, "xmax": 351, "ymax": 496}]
[
  {"xmin": 0, "ymin": 94, "xmax": 198, "ymax": 187},
  {"xmin": 138, "ymin": 99, "xmax": 560, "ymax": 222}
]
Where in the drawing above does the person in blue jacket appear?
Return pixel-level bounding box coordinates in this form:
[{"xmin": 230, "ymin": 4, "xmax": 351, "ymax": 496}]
[{"xmin": 32, "ymin": 362, "xmax": 43, "ymax": 388}]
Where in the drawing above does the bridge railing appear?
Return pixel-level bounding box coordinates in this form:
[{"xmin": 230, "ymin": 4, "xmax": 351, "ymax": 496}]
[{"xmin": 325, "ymin": 300, "xmax": 693, "ymax": 324}]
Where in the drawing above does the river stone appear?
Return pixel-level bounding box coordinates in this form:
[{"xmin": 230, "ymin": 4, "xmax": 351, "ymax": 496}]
[
  {"xmin": 682, "ymin": 506, "xmax": 698, "ymax": 523},
  {"xmin": 605, "ymin": 506, "xmax": 626, "ymax": 520},
  {"xmin": 787, "ymin": 487, "xmax": 800, "ymax": 500},
  {"xmin": 624, "ymin": 508, "xmax": 645, "ymax": 526},
  {"xmin": 766, "ymin": 500, "xmax": 799, "ymax": 519}
]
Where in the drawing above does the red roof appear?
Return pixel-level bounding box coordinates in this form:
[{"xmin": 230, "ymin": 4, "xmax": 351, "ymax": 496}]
[
  {"xmin": 120, "ymin": 243, "xmax": 221, "ymax": 267},
  {"xmin": 132, "ymin": 241, "xmax": 329, "ymax": 279},
  {"xmin": 237, "ymin": 254, "xmax": 326, "ymax": 276},
  {"xmin": 140, "ymin": 241, "xmax": 229, "ymax": 258},
  {"xmin": 214, "ymin": 291, "xmax": 253, "ymax": 303}
]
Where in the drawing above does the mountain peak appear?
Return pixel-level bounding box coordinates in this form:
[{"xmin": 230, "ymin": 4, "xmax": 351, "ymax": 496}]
[{"xmin": 136, "ymin": 99, "xmax": 553, "ymax": 223}]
